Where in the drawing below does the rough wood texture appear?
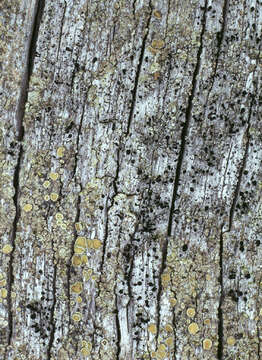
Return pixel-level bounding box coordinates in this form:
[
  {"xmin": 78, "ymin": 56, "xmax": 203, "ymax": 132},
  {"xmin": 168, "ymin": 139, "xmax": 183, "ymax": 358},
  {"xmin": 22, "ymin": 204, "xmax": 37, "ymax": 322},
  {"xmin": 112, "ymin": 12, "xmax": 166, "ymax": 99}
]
[{"xmin": 0, "ymin": 0, "xmax": 262, "ymax": 359}]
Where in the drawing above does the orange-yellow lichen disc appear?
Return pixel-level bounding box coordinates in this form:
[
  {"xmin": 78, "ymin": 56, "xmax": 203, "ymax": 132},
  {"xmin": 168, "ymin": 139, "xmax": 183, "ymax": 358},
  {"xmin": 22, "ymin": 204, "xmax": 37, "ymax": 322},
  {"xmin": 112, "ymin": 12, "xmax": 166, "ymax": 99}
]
[
  {"xmin": 71, "ymin": 282, "xmax": 83, "ymax": 294},
  {"xmin": 148, "ymin": 323, "xmax": 157, "ymax": 334},
  {"xmin": 203, "ymin": 338, "xmax": 212, "ymax": 350},
  {"xmin": 72, "ymin": 255, "xmax": 82, "ymax": 266},
  {"xmin": 188, "ymin": 322, "xmax": 199, "ymax": 335},
  {"xmin": 2, "ymin": 244, "xmax": 13, "ymax": 254}
]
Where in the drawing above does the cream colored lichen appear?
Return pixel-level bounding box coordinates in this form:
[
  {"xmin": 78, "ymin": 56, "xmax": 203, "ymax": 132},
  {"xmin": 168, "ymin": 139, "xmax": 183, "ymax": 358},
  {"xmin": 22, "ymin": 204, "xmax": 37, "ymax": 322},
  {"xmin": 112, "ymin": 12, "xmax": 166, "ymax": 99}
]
[{"xmin": 2, "ymin": 244, "xmax": 13, "ymax": 254}]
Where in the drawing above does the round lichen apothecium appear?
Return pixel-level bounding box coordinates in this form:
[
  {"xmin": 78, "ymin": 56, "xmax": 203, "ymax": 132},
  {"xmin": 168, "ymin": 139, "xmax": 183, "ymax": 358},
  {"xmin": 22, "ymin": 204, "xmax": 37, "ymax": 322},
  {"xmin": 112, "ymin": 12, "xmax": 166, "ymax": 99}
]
[
  {"xmin": 186, "ymin": 307, "xmax": 196, "ymax": 318},
  {"xmin": 49, "ymin": 172, "xmax": 59, "ymax": 180},
  {"xmin": 57, "ymin": 146, "xmax": 65, "ymax": 157},
  {"xmin": 72, "ymin": 312, "xmax": 82, "ymax": 322},
  {"xmin": 188, "ymin": 322, "xmax": 199, "ymax": 335},
  {"xmin": 148, "ymin": 323, "xmax": 157, "ymax": 334},
  {"xmin": 2, "ymin": 244, "xmax": 13, "ymax": 254},
  {"xmin": 71, "ymin": 282, "xmax": 83, "ymax": 294},
  {"xmin": 23, "ymin": 203, "xmax": 33, "ymax": 212},
  {"xmin": 165, "ymin": 324, "xmax": 173, "ymax": 332},
  {"xmin": 203, "ymin": 338, "xmax": 212, "ymax": 350},
  {"xmin": 50, "ymin": 192, "xmax": 59, "ymax": 202},
  {"xmin": 227, "ymin": 336, "xmax": 236, "ymax": 346}
]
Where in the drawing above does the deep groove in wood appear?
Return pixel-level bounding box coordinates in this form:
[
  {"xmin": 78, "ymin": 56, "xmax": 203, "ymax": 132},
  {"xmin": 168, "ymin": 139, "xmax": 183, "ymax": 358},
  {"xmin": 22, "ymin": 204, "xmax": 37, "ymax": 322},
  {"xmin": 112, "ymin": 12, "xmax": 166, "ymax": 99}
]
[
  {"xmin": 217, "ymin": 226, "xmax": 224, "ymax": 359},
  {"xmin": 15, "ymin": 0, "xmax": 45, "ymax": 141},
  {"xmin": 167, "ymin": 0, "xmax": 208, "ymax": 237},
  {"xmin": 155, "ymin": 0, "xmax": 208, "ymax": 343},
  {"xmin": 7, "ymin": 145, "xmax": 23, "ymax": 346},
  {"xmin": 47, "ymin": 263, "xmax": 57, "ymax": 359},
  {"xmin": 125, "ymin": 1, "xmax": 152, "ymax": 136}
]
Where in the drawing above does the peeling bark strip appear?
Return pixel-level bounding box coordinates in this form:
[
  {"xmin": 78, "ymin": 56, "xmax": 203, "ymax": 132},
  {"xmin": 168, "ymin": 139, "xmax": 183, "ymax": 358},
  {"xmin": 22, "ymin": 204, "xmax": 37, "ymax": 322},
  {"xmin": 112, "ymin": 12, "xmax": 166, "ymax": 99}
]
[
  {"xmin": 15, "ymin": 0, "xmax": 45, "ymax": 140},
  {"xmin": 1, "ymin": 0, "xmax": 262, "ymax": 359}
]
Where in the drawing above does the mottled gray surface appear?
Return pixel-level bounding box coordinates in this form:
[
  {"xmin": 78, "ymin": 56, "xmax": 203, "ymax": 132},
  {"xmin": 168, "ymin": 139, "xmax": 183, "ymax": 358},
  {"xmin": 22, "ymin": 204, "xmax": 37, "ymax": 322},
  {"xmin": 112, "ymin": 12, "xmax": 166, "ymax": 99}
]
[{"xmin": 0, "ymin": 0, "xmax": 262, "ymax": 359}]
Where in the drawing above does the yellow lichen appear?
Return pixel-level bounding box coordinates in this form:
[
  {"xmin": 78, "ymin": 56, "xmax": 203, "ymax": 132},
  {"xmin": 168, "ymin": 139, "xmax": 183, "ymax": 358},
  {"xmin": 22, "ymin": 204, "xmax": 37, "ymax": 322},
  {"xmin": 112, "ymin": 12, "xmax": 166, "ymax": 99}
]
[
  {"xmin": 165, "ymin": 324, "xmax": 173, "ymax": 332},
  {"xmin": 93, "ymin": 239, "xmax": 102, "ymax": 249},
  {"xmin": 0, "ymin": 279, "xmax": 6, "ymax": 287},
  {"xmin": 1, "ymin": 288, "xmax": 7, "ymax": 298},
  {"xmin": 72, "ymin": 255, "xmax": 82, "ymax": 266},
  {"xmin": 49, "ymin": 172, "xmax": 59, "ymax": 180},
  {"xmin": 151, "ymin": 39, "xmax": 165, "ymax": 49},
  {"xmin": 165, "ymin": 337, "xmax": 173, "ymax": 347},
  {"xmin": 57, "ymin": 146, "xmax": 65, "ymax": 157},
  {"xmin": 188, "ymin": 322, "xmax": 199, "ymax": 335},
  {"xmin": 50, "ymin": 193, "xmax": 59, "ymax": 202},
  {"xmin": 43, "ymin": 180, "xmax": 50, "ymax": 188},
  {"xmin": 76, "ymin": 296, "xmax": 82, "ymax": 303},
  {"xmin": 161, "ymin": 273, "xmax": 171, "ymax": 287},
  {"xmin": 87, "ymin": 239, "xmax": 94, "ymax": 249},
  {"xmin": 55, "ymin": 213, "xmax": 63, "ymax": 221},
  {"xmin": 44, "ymin": 194, "xmax": 50, "ymax": 201},
  {"xmin": 81, "ymin": 347, "xmax": 90, "ymax": 356},
  {"xmin": 71, "ymin": 282, "xmax": 83, "ymax": 294},
  {"xmin": 81, "ymin": 254, "xmax": 88, "ymax": 264},
  {"xmin": 83, "ymin": 269, "xmax": 93, "ymax": 281},
  {"xmin": 186, "ymin": 307, "xmax": 196, "ymax": 318},
  {"xmin": 169, "ymin": 297, "xmax": 177, "ymax": 307},
  {"xmin": 74, "ymin": 246, "xmax": 85, "ymax": 254},
  {"xmin": 204, "ymin": 319, "xmax": 211, "ymax": 326},
  {"xmin": 227, "ymin": 336, "xmax": 236, "ymax": 346},
  {"xmin": 203, "ymin": 338, "xmax": 212, "ymax": 350},
  {"xmin": 153, "ymin": 9, "xmax": 162, "ymax": 19},
  {"xmin": 75, "ymin": 222, "xmax": 83, "ymax": 231},
  {"xmin": 2, "ymin": 244, "xmax": 13, "ymax": 254},
  {"xmin": 75, "ymin": 237, "xmax": 87, "ymax": 248},
  {"xmin": 148, "ymin": 323, "xmax": 157, "ymax": 334},
  {"xmin": 259, "ymin": 308, "xmax": 262, "ymax": 316},
  {"xmin": 23, "ymin": 203, "xmax": 33, "ymax": 212},
  {"xmin": 72, "ymin": 312, "xmax": 82, "ymax": 322}
]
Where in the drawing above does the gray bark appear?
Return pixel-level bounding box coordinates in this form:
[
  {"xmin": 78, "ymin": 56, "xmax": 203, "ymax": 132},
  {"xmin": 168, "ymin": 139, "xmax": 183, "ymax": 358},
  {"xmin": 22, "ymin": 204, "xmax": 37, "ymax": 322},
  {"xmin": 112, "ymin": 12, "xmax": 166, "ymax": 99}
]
[{"xmin": 0, "ymin": 0, "xmax": 262, "ymax": 359}]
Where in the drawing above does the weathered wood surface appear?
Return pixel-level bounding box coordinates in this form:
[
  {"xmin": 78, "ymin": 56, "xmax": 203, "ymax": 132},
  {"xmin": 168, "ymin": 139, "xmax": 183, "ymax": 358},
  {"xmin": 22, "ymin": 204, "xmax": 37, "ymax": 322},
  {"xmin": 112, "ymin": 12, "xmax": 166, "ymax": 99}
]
[{"xmin": 0, "ymin": 0, "xmax": 262, "ymax": 359}]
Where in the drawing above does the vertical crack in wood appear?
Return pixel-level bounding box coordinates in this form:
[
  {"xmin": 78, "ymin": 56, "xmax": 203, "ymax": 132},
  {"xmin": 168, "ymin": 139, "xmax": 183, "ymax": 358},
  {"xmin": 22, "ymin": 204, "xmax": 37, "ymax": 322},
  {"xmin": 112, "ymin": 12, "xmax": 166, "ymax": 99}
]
[
  {"xmin": 47, "ymin": 259, "xmax": 57, "ymax": 359},
  {"xmin": 217, "ymin": 226, "xmax": 224, "ymax": 359},
  {"xmin": 172, "ymin": 311, "xmax": 177, "ymax": 360},
  {"xmin": 15, "ymin": 0, "xmax": 45, "ymax": 140},
  {"xmin": 7, "ymin": 145, "xmax": 23, "ymax": 347},
  {"xmin": 125, "ymin": 1, "xmax": 152, "ymax": 136},
  {"xmin": 56, "ymin": 1, "xmax": 67, "ymax": 60},
  {"xmin": 99, "ymin": 147, "xmax": 120, "ymax": 278},
  {"xmin": 257, "ymin": 324, "xmax": 261, "ymax": 360},
  {"xmin": 155, "ymin": 0, "xmax": 208, "ymax": 343},
  {"xmin": 67, "ymin": 193, "xmax": 81, "ymax": 322},
  {"xmin": 167, "ymin": 0, "xmax": 208, "ymax": 237},
  {"xmin": 228, "ymin": 105, "xmax": 252, "ymax": 232},
  {"xmin": 114, "ymin": 294, "xmax": 121, "ymax": 360},
  {"xmin": 132, "ymin": 0, "xmax": 137, "ymax": 18},
  {"xmin": 203, "ymin": 0, "xmax": 228, "ymax": 113},
  {"xmin": 67, "ymin": 105, "xmax": 84, "ymax": 320}
]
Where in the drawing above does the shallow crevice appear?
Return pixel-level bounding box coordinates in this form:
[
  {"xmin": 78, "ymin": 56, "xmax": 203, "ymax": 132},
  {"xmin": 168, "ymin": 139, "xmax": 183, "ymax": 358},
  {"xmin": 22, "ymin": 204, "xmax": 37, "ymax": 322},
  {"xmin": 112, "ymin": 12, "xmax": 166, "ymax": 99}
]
[
  {"xmin": 125, "ymin": 1, "xmax": 152, "ymax": 136},
  {"xmin": 203, "ymin": 0, "xmax": 229, "ymax": 116},
  {"xmin": 47, "ymin": 262, "xmax": 57, "ymax": 360}
]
